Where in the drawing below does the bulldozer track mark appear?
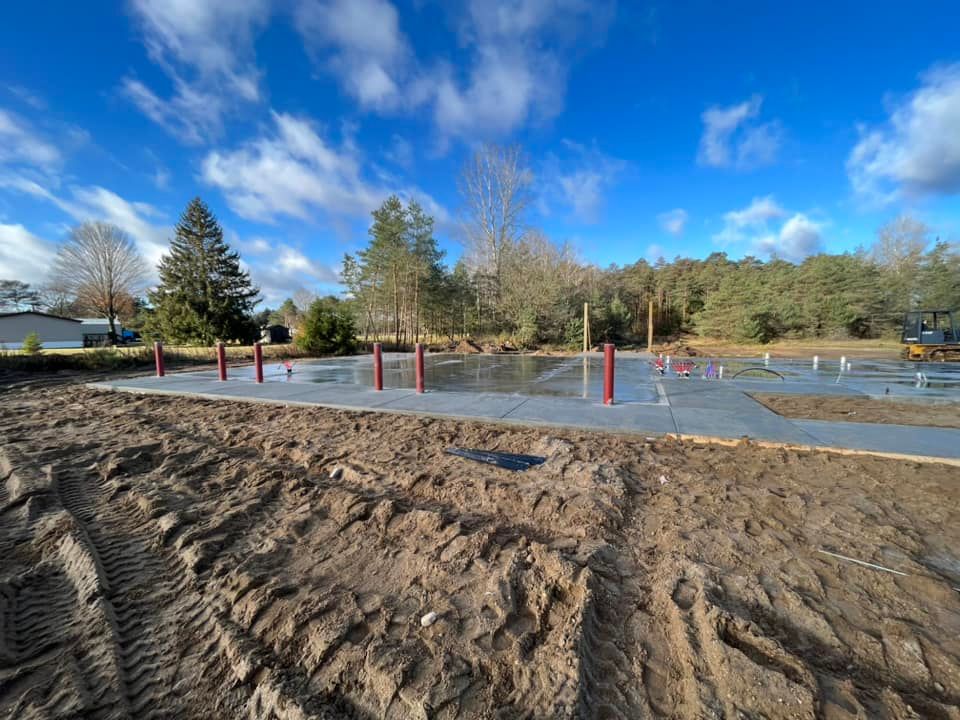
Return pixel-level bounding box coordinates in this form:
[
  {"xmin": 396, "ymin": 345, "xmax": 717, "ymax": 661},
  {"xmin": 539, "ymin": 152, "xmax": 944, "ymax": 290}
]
[{"xmin": 54, "ymin": 463, "xmax": 185, "ymax": 719}]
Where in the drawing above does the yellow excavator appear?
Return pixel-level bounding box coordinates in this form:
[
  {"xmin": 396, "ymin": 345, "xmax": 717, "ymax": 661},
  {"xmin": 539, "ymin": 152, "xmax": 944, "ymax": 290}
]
[{"xmin": 901, "ymin": 310, "xmax": 960, "ymax": 361}]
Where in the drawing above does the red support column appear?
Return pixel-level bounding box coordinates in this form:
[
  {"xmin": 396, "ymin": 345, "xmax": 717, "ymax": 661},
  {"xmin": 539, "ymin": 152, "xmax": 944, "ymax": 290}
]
[
  {"xmin": 217, "ymin": 342, "xmax": 227, "ymax": 381},
  {"xmin": 254, "ymin": 342, "xmax": 264, "ymax": 383},
  {"xmin": 373, "ymin": 343, "xmax": 383, "ymax": 391},
  {"xmin": 154, "ymin": 341, "xmax": 165, "ymax": 377},
  {"xmin": 603, "ymin": 343, "xmax": 615, "ymax": 405},
  {"xmin": 415, "ymin": 343, "xmax": 425, "ymax": 394}
]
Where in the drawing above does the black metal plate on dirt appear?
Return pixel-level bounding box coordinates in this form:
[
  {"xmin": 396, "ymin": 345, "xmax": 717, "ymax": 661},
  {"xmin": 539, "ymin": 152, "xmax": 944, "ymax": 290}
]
[{"xmin": 445, "ymin": 447, "xmax": 546, "ymax": 472}]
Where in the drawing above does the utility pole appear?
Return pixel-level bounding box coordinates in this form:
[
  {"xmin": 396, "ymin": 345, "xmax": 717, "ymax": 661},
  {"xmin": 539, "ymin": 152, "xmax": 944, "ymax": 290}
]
[
  {"xmin": 583, "ymin": 302, "xmax": 591, "ymax": 352},
  {"xmin": 647, "ymin": 298, "xmax": 654, "ymax": 352}
]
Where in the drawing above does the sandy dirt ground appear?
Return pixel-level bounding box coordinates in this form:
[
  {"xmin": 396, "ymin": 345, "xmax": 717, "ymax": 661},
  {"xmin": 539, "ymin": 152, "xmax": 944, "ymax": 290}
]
[
  {"xmin": 1, "ymin": 381, "xmax": 959, "ymax": 719},
  {"xmin": 650, "ymin": 338, "xmax": 902, "ymax": 361},
  {"xmin": 753, "ymin": 393, "xmax": 960, "ymax": 430}
]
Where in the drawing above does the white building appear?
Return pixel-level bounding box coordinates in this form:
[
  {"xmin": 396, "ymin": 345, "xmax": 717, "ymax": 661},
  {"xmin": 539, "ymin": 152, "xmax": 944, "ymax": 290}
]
[
  {"xmin": 0, "ymin": 311, "xmax": 83, "ymax": 349},
  {"xmin": 0, "ymin": 312, "xmax": 122, "ymax": 349},
  {"xmin": 77, "ymin": 318, "xmax": 114, "ymax": 346}
]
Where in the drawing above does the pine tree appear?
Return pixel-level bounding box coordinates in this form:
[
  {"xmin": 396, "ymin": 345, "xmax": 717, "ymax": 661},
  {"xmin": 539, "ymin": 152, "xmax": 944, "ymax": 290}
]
[
  {"xmin": 147, "ymin": 198, "xmax": 259, "ymax": 344},
  {"xmin": 21, "ymin": 331, "xmax": 42, "ymax": 355}
]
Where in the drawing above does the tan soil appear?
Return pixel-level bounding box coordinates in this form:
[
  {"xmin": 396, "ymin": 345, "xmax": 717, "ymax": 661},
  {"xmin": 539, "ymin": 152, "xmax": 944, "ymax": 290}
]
[
  {"xmin": 454, "ymin": 339, "xmax": 483, "ymax": 354},
  {"xmin": 654, "ymin": 336, "xmax": 902, "ymax": 361},
  {"xmin": 753, "ymin": 393, "xmax": 960, "ymax": 430},
  {"xmin": 1, "ymin": 382, "xmax": 959, "ymax": 718}
]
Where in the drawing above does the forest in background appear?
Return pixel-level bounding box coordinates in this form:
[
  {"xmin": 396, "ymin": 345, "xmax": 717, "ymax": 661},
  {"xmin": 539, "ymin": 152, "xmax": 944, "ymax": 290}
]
[
  {"xmin": 4, "ymin": 144, "xmax": 959, "ymax": 350},
  {"xmin": 297, "ymin": 146, "xmax": 960, "ymax": 348}
]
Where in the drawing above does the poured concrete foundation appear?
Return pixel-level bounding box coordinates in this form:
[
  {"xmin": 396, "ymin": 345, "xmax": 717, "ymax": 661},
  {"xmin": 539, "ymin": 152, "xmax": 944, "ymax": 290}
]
[{"xmin": 89, "ymin": 352, "xmax": 960, "ymax": 462}]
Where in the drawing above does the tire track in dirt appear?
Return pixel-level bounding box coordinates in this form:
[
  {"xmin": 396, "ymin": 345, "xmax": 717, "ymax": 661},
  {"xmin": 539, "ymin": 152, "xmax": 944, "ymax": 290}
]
[
  {"xmin": 574, "ymin": 467, "xmax": 650, "ymax": 719},
  {"xmin": 55, "ymin": 461, "xmax": 185, "ymax": 719}
]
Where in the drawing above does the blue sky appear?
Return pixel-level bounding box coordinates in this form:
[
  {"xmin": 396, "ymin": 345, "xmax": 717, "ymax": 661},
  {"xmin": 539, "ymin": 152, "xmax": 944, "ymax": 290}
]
[{"xmin": 1, "ymin": 1, "xmax": 958, "ymax": 306}]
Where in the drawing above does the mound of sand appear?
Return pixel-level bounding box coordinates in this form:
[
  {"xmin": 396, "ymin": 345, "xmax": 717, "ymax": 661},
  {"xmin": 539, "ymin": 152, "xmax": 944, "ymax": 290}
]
[
  {"xmin": 1, "ymin": 383, "xmax": 958, "ymax": 718},
  {"xmin": 454, "ymin": 338, "xmax": 483, "ymax": 353}
]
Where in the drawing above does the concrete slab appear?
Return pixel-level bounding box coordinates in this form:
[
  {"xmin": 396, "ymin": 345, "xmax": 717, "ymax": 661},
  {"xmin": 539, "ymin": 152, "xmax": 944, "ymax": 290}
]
[
  {"xmin": 275, "ymin": 384, "xmax": 417, "ymax": 409},
  {"xmin": 671, "ymin": 407, "xmax": 821, "ymax": 444},
  {"xmin": 793, "ymin": 420, "xmax": 960, "ymax": 459},
  {"xmin": 86, "ymin": 365, "xmax": 960, "ymax": 462},
  {"xmin": 504, "ymin": 397, "xmax": 677, "ymax": 434},
  {"xmin": 732, "ymin": 379, "xmax": 866, "ymax": 396},
  {"xmin": 99, "ymin": 374, "xmax": 199, "ymax": 388},
  {"xmin": 660, "ymin": 382, "xmax": 763, "ymax": 412},
  {"xmin": 196, "ymin": 380, "xmax": 338, "ymax": 400},
  {"xmin": 376, "ymin": 390, "xmax": 529, "ymax": 418}
]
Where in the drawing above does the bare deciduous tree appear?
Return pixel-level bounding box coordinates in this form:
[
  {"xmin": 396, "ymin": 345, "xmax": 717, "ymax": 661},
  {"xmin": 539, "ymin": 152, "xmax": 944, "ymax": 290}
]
[
  {"xmin": 872, "ymin": 215, "xmax": 930, "ymax": 275},
  {"xmin": 50, "ymin": 222, "xmax": 147, "ymax": 342},
  {"xmin": 292, "ymin": 287, "xmax": 319, "ymax": 313},
  {"xmin": 872, "ymin": 214, "xmax": 931, "ymax": 313},
  {"xmin": 37, "ymin": 280, "xmax": 78, "ymax": 317},
  {"xmin": 0, "ymin": 280, "xmax": 41, "ymax": 311},
  {"xmin": 458, "ymin": 144, "xmax": 533, "ymax": 296}
]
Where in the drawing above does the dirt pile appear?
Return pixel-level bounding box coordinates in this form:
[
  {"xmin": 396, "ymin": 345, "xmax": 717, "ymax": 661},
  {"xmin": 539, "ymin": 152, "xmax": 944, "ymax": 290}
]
[
  {"xmin": 454, "ymin": 338, "xmax": 483, "ymax": 354},
  {"xmin": 653, "ymin": 342, "xmax": 699, "ymax": 357},
  {"xmin": 1, "ymin": 383, "xmax": 959, "ymax": 718},
  {"xmin": 753, "ymin": 392, "xmax": 960, "ymax": 429}
]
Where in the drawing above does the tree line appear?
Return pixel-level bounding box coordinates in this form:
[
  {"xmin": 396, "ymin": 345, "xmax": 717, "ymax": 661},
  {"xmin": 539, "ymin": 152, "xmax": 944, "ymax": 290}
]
[
  {"xmin": 3, "ymin": 145, "xmax": 959, "ymax": 350},
  {"xmin": 332, "ymin": 146, "xmax": 959, "ymax": 347}
]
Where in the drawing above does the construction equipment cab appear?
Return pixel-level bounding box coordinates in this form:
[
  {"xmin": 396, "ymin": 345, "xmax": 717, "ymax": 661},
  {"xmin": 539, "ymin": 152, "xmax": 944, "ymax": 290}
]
[{"xmin": 901, "ymin": 310, "xmax": 960, "ymax": 361}]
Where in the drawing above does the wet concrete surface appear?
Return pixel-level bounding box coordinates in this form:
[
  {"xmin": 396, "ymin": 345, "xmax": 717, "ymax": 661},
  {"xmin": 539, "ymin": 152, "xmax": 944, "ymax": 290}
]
[{"xmin": 88, "ymin": 353, "xmax": 960, "ymax": 460}]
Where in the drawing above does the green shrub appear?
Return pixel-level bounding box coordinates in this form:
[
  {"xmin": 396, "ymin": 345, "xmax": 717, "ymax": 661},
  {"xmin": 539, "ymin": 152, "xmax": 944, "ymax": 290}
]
[
  {"xmin": 563, "ymin": 317, "xmax": 585, "ymax": 349},
  {"xmin": 296, "ymin": 298, "xmax": 357, "ymax": 356},
  {"xmin": 514, "ymin": 308, "xmax": 539, "ymax": 349},
  {"xmin": 21, "ymin": 332, "xmax": 42, "ymax": 355}
]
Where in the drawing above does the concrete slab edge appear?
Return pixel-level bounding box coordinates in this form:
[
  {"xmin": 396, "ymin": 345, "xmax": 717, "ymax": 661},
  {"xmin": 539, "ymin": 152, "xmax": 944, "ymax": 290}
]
[{"xmin": 85, "ymin": 382, "xmax": 960, "ymax": 466}]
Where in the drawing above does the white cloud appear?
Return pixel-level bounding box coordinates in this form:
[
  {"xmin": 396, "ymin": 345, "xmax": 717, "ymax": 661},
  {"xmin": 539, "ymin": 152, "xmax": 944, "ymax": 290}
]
[
  {"xmin": 0, "ymin": 174, "xmax": 170, "ymax": 275},
  {"xmin": 385, "ymin": 134, "xmax": 414, "ymax": 169},
  {"xmin": 237, "ymin": 240, "xmax": 340, "ymax": 306},
  {"xmin": 121, "ymin": 77, "xmax": 224, "ymax": 145},
  {"xmin": 201, "ymin": 110, "xmax": 445, "ymax": 225},
  {"xmin": 125, "ymin": 0, "xmax": 270, "ymax": 142},
  {"xmin": 294, "ymin": 0, "xmax": 612, "ymax": 142},
  {"xmin": 276, "ymin": 245, "xmax": 338, "ymax": 281},
  {"xmin": 0, "ymin": 108, "xmax": 61, "ymax": 169},
  {"xmin": 153, "ymin": 166, "xmax": 171, "ymax": 189},
  {"xmin": 541, "ymin": 139, "xmax": 624, "ymax": 223},
  {"xmin": 698, "ymin": 95, "xmax": 782, "ymax": 169},
  {"xmin": 6, "ymin": 85, "xmax": 47, "ymax": 111},
  {"xmin": 295, "ymin": 0, "xmax": 410, "ymax": 110},
  {"xmin": 431, "ymin": 0, "xmax": 614, "ymax": 141},
  {"xmin": 432, "ymin": 46, "xmax": 562, "ymax": 140},
  {"xmin": 658, "ymin": 208, "xmax": 688, "ymax": 236},
  {"xmin": 847, "ymin": 63, "xmax": 960, "ymax": 203},
  {"xmin": 714, "ymin": 196, "xmax": 823, "ymax": 261},
  {"xmin": 755, "ymin": 213, "xmax": 824, "ymax": 260},
  {"xmin": 0, "ymin": 224, "xmax": 57, "ymax": 285},
  {"xmin": 240, "ymin": 236, "xmax": 273, "ymax": 255},
  {"xmin": 202, "ymin": 111, "xmax": 378, "ymax": 221},
  {"xmin": 645, "ymin": 243, "xmax": 665, "ymax": 262},
  {"xmin": 66, "ymin": 187, "xmax": 170, "ymax": 268},
  {"xmin": 714, "ymin": 195, "xmax": 786, "ymax": 245}
]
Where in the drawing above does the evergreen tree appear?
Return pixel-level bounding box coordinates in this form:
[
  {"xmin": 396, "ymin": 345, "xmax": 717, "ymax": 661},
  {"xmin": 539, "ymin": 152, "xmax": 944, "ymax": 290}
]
[
  {"xmin": 21, "ymin": 331, "xmax": 42, "ymax": 355},
  {"xmin": 296, "ymin": 297, "xmax": 357, "ymax": 355},
  {"xmin": 920, "ymin": 240, "xmax": 960, "ymax": 311},
  {"xmin": 147, "ymin": 198, "xmax": 259, "ymax": 344}
]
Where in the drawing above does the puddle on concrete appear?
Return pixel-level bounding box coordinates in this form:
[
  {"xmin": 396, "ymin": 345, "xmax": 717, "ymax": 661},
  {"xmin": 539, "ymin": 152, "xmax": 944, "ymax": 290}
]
[
  {"xmin": 716, "ymin": 357, "xmax": 960, "ymax": 399},
  {"xmin": 197, "ymin": 353, "xmax": 660, "ymax": 403},
  {"xmin": 192, "ymin": 352, "xmax": 960, "ymax": 402}
]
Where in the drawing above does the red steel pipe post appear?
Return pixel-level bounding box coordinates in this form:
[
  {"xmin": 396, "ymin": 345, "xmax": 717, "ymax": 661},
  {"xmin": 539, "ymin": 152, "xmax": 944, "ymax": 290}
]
[
  {"xmin": 254, "ymin": 342, "xmax": 264, "ymax": 383},
  {"xmin": 415, "ymin": 343, "xmax": 425, "ymax": 394},
  {"xmin": 154, "ymin": 341, "xmax": 165, "ymax": 377},
  {"xmin": 373, "ymin": 343, "xmax": 383, "ymax": 391},
  {"xmin": 603, "ymin": 343, "xmax": 615, "ymax": 405},
  {"xmin": 217, "ymin": 342, "xmax": 227, "ymax": 381}
]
